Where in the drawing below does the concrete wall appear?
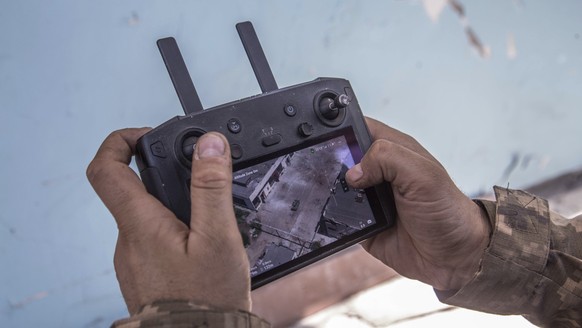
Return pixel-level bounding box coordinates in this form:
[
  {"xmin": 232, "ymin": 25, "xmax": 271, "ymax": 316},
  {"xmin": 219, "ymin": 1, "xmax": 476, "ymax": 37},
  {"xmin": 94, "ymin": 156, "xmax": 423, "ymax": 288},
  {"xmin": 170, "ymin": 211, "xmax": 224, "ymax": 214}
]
[{"xmin": 1, "ymin": 1, "xmax": 581, "ymax": 327}]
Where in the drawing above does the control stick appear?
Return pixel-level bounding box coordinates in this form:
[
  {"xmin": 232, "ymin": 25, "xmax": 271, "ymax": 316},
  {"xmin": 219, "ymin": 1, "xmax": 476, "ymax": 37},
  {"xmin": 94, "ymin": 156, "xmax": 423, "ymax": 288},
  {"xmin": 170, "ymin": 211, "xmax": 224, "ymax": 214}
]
[{"xmin": 319, "ymin": 94, "xmax": 350, "ymax": 119}]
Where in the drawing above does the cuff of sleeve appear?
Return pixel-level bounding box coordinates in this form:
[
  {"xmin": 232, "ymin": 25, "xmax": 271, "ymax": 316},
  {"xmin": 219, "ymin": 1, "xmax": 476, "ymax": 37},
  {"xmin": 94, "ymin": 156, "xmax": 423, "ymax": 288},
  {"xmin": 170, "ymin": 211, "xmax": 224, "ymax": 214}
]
[
  {"xmin": 435, "ymin": 186, "xmax": 551, "ymax": 315},
  {"xmin": 112, "ymin": 301, "xmax": 271, "ymax": 328}
]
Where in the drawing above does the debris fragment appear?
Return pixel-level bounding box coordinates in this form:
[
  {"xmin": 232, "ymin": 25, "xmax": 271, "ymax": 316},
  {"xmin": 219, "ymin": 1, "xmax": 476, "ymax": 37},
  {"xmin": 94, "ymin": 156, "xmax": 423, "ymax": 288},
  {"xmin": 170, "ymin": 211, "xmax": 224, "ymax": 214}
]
[
  {"xmin": 422, "ymin": 0, "xmax": 448, "ymax": 22},
  {"xmin": 422, "ymin": 0, "xmax": 492, "ymax": 58},
  {"xmin": 9, "ymin": 291, "xmax": 49, "ymax": 309},
  {"xmin": 448, "ymin": 0, "xmax": 490, "ymax": 58}
]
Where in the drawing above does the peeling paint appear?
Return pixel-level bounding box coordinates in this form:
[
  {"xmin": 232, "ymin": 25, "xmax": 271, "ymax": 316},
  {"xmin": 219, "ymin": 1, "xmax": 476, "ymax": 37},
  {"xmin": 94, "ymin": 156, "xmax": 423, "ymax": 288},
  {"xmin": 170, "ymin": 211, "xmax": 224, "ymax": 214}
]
[{"xmin": 9, "ymin": 291, "xmax": 49, "ymax": 309}]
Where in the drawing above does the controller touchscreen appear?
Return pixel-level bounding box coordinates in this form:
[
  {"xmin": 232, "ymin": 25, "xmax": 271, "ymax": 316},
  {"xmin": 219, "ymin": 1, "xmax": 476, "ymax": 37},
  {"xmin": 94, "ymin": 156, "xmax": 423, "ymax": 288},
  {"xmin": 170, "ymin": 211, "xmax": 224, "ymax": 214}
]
[{"xmin": 232, "ymin": 133, "xmax": 375, "ymax": 278}]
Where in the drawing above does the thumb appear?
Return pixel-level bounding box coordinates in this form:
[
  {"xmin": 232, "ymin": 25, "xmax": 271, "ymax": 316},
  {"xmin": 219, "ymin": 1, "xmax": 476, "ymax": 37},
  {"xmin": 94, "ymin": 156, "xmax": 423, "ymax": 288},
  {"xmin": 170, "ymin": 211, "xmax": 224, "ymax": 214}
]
[
  {"xmin": 189, "ymin": 133, "xmax": 237, "ymax": 235},
  {"xmin": 345, "ymin": 139, "xmax": 444, "ymax": 193}
]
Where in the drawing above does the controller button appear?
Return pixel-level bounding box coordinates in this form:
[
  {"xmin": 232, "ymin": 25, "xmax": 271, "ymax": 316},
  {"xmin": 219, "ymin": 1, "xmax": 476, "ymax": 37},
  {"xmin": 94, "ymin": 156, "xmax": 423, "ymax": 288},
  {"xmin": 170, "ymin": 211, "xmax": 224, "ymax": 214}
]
[
  {"xmin": 227, "ymin": 118, "xmax": 242, "ymax": 134},
  {"xmin": 182, "ymin": 136, "xmax": 199, "ymax": 160},
  {"xmin": 313, "ymin": 91, "xmax": 347, "ymax": 127},
  {"xmin": 318, "ymin": 93, "xmax": 351, "ymax": 120},
  {"xmin": 151, "ymin": 141, "xmax": 166, "ymax": 158},
  {"xmin": 231, "ymin": 144, "xmax": 243, "ymax": 159},
  {"xmin": 298, "ymin": 122, "xmax": 314, "ymax": 137},
  {"xmin": 262, "ymin": 134, "xmax": 282, "ymax": 147},
  {"xmin": 284, "ymin": 104, "xmax": 297, "ymax": 117}
]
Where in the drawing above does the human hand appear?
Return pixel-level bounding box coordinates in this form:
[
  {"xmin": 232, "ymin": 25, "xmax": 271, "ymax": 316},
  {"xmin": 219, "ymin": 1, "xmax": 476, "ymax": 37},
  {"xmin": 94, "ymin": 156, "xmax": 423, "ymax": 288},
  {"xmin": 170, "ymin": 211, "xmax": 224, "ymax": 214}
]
[
  {"xmin": 345, "ymin": 118, "xmax": 491, "ymax": 291},
  {"xmin": 87, "ymin": 129, "xmax": 250, "ymax": 314}
]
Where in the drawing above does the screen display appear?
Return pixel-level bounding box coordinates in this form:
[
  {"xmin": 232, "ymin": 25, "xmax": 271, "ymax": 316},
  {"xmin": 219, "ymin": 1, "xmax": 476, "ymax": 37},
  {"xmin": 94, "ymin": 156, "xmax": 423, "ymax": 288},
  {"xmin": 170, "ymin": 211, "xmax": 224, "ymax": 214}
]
[{"xmin": 232, "ymin": 133, "xmax": 377, "ymax": 278}]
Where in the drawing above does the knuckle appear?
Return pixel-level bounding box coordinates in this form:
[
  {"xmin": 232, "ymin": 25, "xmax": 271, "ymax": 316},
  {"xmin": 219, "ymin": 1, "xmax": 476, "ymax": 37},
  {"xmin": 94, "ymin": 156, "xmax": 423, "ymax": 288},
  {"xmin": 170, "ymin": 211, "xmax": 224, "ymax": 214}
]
[
  {"xmin": 86, "ymin": 159, "xmax": 105, "ymax": 184},
  {"xmin": 398, "ymin": 130, "xmax": 417, "ymax": 144},
  {"xmin": 87, "ymin": 131, "xmax": 125, "ymax": 183},
  {"xmin": 108, "ymin": 129, "xmax": 132, "ymax": 139},
  {"xmin": 369, "ymin": 139, "xmax": 394, "ymax": 156},
  {"xmin": 86, "ymin": 161, "xmax": 97, "ymax": 182},
  {"xmin": 86, "ymin": 160, "xmax": 116, "ymax": 184},
  {"xmin": 104, "ymin": 130, "xmax": 124, "ymax": 144},
  {"xmin": 362, "ymin": 140, "xmax": 396, "ymax": 182}
]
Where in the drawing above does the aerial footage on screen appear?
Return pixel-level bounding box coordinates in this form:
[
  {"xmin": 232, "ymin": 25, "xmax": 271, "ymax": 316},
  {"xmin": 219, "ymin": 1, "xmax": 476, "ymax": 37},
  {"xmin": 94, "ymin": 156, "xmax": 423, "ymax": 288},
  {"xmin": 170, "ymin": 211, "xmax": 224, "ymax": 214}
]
[{"xmin": 231, "ymin": 135, "xmax": 376, "ymax": 277}]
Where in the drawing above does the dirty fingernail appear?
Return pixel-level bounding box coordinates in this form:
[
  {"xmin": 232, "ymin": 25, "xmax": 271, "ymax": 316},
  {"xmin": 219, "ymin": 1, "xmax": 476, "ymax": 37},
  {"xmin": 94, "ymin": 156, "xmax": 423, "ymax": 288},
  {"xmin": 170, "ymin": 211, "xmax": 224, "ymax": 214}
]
[{"xmin": 195, "ymin": 134, "xmax": 226, "ymax": 159}]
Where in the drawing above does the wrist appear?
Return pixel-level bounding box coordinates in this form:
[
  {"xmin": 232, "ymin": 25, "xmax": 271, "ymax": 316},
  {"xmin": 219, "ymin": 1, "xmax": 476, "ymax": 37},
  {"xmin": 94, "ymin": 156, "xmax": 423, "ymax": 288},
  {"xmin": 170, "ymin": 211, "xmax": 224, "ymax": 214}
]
[{"xmin": 440, "ymin": 200, "xmax": 492, "ymax": 291}]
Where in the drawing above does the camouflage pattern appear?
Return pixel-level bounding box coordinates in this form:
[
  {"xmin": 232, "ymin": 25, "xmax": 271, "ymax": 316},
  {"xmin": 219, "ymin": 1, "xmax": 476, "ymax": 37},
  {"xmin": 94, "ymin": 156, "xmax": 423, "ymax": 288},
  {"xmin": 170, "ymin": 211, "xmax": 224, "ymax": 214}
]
[
  {"xmin": 438, "ymin": 186, "xmax": 582, "ymax": 327},
  {"xmin": 111, "ymin": 301, "xmax": 270, "ymax": 328}
]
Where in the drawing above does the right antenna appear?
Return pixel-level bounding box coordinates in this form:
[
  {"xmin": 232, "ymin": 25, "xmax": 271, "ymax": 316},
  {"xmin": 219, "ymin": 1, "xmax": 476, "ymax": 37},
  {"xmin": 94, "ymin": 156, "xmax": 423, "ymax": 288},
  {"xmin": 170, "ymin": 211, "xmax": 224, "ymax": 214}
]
[{"xmin": 236, "ymin": 22, "xmax": 278, "ymax": 93}]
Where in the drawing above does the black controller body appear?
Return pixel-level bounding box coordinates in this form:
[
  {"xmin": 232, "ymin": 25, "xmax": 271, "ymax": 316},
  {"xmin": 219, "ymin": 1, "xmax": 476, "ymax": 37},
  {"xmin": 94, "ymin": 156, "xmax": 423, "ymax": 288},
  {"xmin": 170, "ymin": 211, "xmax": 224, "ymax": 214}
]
[
  {"xmin": 137, "ymin": 78, "xmax": 377, "ymax": 221},
  {"xmin": 135, "ymin": 22, "xmax": 396, "ymax": 289}
]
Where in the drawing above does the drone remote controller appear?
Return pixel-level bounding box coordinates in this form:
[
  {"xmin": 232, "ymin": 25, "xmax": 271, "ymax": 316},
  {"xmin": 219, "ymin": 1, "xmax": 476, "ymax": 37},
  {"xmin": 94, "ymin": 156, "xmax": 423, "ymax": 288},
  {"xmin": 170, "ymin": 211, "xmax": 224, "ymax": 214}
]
[{"xmin": 135, "ymin": 22, "xmax": 396, "ymax": 289}]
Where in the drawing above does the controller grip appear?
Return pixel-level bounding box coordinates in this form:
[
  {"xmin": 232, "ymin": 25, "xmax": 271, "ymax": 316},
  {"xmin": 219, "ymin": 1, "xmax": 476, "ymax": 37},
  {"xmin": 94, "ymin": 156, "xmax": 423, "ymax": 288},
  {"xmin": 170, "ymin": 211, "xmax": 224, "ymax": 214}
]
[{"xmin": 140, "ymin": 167, "xmax": 173, "ymax": 210}]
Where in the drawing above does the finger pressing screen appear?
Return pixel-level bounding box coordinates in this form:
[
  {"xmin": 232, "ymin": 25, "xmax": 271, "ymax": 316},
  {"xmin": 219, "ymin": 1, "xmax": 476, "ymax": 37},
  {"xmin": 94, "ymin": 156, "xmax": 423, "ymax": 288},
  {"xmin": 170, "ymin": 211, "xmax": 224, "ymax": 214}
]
[{"xmin": 346, "ymin": 138, "xmax": 442, "ymax": 192}]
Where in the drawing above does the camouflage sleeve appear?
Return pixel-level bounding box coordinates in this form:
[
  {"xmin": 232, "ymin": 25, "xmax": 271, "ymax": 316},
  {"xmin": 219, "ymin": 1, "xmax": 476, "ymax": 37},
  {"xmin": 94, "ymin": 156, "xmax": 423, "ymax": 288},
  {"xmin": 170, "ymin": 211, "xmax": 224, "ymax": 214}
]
[
  {"xmin": 111, "ymin": 301, "xmax": 271, "ymax": 328},
  {"xmin": 436, "ymin": 186, "xmax": 582, "ymax": 327}
]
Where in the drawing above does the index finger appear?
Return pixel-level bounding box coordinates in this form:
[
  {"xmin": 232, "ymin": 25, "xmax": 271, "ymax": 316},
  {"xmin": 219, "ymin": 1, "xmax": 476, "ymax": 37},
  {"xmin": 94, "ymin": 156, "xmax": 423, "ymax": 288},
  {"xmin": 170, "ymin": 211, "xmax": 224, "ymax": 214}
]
[
  {"xmin": 365, "ymin": 117, "xmax": 443, "ymax": 168},
  {"xmin": 87, "ymin": 128, "xmax": 176, "ymax": 231}
]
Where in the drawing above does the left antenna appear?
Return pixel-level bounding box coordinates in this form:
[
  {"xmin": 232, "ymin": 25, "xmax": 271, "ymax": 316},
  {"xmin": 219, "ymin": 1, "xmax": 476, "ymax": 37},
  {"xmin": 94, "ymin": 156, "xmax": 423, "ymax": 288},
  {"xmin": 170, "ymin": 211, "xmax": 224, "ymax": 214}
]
[{"xmin": 157, "ymin": 37, "xmax": 204, "ymax": 114}]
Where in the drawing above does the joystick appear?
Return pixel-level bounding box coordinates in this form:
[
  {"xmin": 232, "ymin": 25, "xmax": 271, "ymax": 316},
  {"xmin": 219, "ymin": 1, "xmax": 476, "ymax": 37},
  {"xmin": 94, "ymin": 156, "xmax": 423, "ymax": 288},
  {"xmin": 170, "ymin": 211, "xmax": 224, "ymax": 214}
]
[
  {"xmin": 318, "ymin": 93, "xmax": 350, "ymax": 120},
  {"xmin": 135, "ymin": 21, "xmax": 396, "ymax": 289},
  {"xmin": 181, "ymin": 135, "xmax": 199, "ymax": 160}
]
